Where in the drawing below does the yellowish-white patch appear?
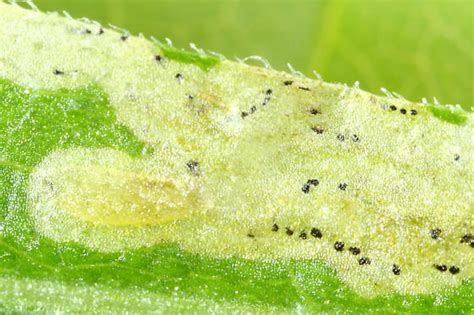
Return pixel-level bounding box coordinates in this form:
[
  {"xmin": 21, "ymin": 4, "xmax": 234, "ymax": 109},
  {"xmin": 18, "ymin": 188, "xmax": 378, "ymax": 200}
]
[{"xmin": 1, "ymin": 2, "xmax": 473, "ymax": 297}]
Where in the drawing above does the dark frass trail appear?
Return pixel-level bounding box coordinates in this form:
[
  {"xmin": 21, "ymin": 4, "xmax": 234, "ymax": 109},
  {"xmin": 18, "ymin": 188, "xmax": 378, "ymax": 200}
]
[{"xmin": 0, "ymin": 2, "xmax": 472, "ymax": 313}]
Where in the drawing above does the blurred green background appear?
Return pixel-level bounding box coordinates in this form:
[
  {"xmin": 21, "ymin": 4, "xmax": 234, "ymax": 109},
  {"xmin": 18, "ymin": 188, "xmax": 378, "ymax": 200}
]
[{"xmin": 35, "ymin": 0, "xmax": 473, "ymax": 109}]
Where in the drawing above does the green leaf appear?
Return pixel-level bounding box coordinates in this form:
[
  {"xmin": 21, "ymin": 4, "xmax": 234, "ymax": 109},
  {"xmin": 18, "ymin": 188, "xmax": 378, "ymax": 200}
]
[
  {"xmin": 1, "ymin": 2, "xmax": 472, "ymax": 313},
  {"xmin": 427, "ymin": 104, "xmax": 469, "ymax": 125},
  {"xmin": 156, "ymin": 43, "xmax": 220, "ymax": 72}
]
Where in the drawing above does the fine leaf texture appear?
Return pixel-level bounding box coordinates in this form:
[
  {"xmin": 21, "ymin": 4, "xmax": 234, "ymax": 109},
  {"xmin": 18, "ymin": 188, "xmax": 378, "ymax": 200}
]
[
  {"xmin": 35, "ymin": 0, "xmax": 474, "ymax": 109},
  {"xmin": 0, "ymin": 2, "xmax": 473, "ymax": 314}
]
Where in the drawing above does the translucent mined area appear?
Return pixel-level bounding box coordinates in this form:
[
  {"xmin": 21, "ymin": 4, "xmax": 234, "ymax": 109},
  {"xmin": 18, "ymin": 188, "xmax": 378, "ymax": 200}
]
[{"xmin": 0, "ymin": 2, "xmax": 472, "ymax": 313}]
